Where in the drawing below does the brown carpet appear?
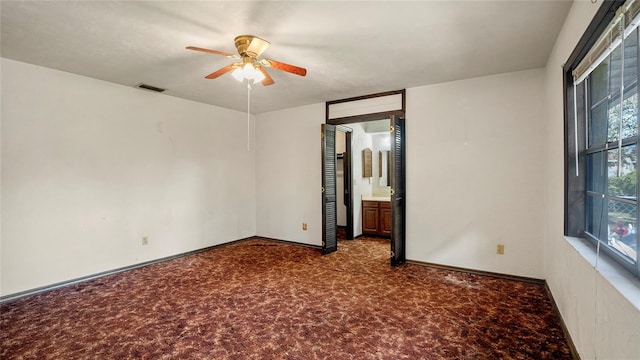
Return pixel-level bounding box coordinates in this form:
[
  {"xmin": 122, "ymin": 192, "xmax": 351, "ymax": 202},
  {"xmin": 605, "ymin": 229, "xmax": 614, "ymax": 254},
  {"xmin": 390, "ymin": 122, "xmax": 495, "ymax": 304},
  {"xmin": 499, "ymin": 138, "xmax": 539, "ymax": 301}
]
[{"xmin": 1, "ymin": 236, "xmax": 572, "ymax": 359}]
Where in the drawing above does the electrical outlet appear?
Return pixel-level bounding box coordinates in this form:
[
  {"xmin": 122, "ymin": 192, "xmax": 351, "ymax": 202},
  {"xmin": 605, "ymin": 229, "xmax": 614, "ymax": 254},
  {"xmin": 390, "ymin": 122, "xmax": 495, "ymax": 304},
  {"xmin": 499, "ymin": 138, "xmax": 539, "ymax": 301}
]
[
  {"xmin": 302, "ymin": 223, "xmax": 307, "ymax": 231},
  {"xmin": 497, "ymin": 244, "xmax": 504, "ymax": 255},
  {"xmin": 142, "ymin": 236, "xmax": 149, "ymax": 246}
]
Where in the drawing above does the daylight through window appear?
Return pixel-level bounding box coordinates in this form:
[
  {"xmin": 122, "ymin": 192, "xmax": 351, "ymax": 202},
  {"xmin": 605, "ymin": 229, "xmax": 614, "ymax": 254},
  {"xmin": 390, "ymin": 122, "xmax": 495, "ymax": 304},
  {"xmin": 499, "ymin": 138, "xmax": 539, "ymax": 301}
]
[{"xmin": 567, "ymin": 0, "xmax": 640, "ymax": 277}]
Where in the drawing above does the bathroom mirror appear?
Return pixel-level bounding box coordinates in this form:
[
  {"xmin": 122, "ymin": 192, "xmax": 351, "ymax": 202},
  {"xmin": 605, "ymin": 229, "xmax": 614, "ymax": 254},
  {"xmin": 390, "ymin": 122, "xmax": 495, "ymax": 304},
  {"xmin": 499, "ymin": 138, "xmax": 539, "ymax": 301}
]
[{"xmin": 379, "ymin": 150, "xmax": 390, "ymax": 186}]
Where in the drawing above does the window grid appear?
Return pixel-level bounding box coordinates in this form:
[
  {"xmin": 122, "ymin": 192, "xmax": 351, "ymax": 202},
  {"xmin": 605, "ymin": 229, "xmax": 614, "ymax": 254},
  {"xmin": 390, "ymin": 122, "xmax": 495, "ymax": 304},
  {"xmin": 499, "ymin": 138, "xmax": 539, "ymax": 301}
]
[{"xmin": 582, "ymin": 27, "xmax": 640, "ymax": 272}]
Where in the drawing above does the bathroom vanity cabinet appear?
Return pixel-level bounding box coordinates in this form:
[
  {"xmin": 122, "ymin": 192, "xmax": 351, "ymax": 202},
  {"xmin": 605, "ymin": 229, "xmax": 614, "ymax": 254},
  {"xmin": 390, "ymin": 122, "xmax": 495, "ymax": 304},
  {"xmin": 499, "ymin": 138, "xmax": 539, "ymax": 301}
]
[{"xmin": 362, "ymin": 200, "xmax": 391, "ymax": 237}]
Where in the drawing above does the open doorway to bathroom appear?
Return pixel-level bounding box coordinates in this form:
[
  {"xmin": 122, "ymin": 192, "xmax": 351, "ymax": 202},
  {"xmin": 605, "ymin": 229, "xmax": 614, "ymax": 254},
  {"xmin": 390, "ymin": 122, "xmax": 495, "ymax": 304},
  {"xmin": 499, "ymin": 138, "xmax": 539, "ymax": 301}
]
[
  {"xmin": 335, "ymin": 120, "xmax": 391, "ymax": 240},
  {"xmin": 322, "ymin": 90, "xmax": 406, "ymax": 266}
]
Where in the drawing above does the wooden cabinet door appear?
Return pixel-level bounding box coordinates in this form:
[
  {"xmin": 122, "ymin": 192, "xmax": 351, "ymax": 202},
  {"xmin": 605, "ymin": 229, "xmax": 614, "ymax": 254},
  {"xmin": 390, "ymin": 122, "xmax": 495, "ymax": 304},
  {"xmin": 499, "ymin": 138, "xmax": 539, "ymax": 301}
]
[
  {"xmin": 379, "ymin": 202, "xmax": 392, "ymax": 236},
  {"xmin": 362, "ymin": 202, "xmax": 379, "ymax": 234}
]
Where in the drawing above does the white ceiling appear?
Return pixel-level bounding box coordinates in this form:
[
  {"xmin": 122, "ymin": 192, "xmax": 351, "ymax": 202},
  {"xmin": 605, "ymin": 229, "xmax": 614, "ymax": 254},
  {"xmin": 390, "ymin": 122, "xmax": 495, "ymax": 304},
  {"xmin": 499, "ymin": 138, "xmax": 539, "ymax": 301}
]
[{"xmin": 0, "ymin": 1, "xmax": 573, "ymax": 114}]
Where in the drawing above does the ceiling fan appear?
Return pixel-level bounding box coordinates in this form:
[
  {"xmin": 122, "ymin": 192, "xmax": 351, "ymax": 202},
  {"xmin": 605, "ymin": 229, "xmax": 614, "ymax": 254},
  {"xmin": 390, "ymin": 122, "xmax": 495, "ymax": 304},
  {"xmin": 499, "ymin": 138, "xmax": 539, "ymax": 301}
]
[{"xmin": 186, "ymin": 35, "xmax": 307, "ymax": 86}]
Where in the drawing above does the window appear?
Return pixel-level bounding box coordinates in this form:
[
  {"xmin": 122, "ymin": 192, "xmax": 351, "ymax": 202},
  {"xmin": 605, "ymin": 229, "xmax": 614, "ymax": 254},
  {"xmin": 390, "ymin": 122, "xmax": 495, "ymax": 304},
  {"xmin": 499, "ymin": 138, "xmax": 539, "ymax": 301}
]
[{"xmin": 565, "ymin": 0, "xmax": 640, "ymax": 277}]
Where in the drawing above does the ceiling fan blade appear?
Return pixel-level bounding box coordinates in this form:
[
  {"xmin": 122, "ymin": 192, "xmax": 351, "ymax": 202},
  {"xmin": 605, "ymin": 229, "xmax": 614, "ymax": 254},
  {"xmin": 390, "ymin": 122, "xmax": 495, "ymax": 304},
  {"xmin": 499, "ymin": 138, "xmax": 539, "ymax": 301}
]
[
  {"xmin": 258, "ymin": 67, "xmax": 275, "ymax": 86},
  {"xmin": 263, "ymin": 59, "xmax": 307, "ymax": 77},
  {"xmin": 186, "ymin": 46, "xmax": 239, "ymax": 58},
  {"xmin": 205, "ymin": 64, "xmax": 235, "ymax": 79},
  {"xmin": 246, "ymin": 37, "xmax": 271, "ymax": 57}
]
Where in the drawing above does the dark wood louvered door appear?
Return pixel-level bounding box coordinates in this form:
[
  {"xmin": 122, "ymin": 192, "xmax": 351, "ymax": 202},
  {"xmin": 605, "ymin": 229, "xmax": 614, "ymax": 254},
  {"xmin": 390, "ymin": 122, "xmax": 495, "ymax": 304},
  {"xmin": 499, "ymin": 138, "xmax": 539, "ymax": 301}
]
[
  {"xmin": 321, "ymin": 124, "xmax": 338, "ymax": 254},
  {"xmin": 390, "ymin": 115, "xmax": 406, "ymax": 266}
]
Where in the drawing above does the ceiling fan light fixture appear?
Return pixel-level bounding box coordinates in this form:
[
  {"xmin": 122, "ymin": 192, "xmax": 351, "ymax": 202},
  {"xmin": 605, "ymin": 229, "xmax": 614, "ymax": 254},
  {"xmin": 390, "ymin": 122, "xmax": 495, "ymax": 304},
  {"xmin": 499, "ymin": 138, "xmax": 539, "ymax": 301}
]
[
  {"xmin": 231, "ymin": 63, "xmax": 265, "ymax": 83},
  {"xmin": 243, "ymin": 63, "xmax": 257, "ymax": 79},
  {"xmin": 252, "ymin": 67, "xmax": 266, "ymax": 82},
  {"xmin": 231, "ymin": 67, "xmax": 245, "ymax": 82}
]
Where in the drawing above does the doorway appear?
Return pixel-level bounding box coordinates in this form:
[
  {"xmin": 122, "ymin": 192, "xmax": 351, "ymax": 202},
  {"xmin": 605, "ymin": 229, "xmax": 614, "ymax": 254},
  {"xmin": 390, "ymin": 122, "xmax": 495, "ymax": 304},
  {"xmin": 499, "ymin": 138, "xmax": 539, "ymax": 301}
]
[
  {"xmin": 322, "ymin": 90, "xmax": 406, "ymax": 266},
  {"xmin": 335, "ymin": 126, "xmax": 353, "ymax": 240}
]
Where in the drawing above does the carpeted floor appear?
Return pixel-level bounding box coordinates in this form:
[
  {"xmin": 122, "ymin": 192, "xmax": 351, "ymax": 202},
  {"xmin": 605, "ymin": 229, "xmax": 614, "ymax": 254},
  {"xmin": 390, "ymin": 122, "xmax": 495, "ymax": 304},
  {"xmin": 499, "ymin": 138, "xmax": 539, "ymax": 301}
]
[{"xmin": 1, "ymin": 235, "xmax": 572, "ymax": 359}]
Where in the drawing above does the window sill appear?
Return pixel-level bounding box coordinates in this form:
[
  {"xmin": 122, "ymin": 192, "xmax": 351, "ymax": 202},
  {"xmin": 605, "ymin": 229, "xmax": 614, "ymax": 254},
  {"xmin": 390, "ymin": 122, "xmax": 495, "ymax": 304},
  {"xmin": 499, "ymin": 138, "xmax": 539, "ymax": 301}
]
[{"xmin": 564, "ymin": 236, "xmax": 640, "ymax": 312}]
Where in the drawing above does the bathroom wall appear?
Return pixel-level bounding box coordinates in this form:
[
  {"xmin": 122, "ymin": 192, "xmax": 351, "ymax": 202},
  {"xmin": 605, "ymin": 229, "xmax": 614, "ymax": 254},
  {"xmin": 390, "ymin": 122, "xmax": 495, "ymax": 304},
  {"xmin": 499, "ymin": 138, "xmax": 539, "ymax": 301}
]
[
  {"xmin": 371, "ymin": 132, "xmax": 391, "ymax": 197},
  {"xmin": 336, "ymin": 130, "xmax": 347, "ymax": 226},
  {"xmin": 351, "ymin": 123, "xmax": 373, "ymax": 237}
]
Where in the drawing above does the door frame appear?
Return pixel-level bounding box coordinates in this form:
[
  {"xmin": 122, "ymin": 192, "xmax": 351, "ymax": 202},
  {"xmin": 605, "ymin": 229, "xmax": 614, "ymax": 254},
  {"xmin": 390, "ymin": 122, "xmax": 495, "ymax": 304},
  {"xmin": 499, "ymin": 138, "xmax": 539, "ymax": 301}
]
[{"xmin": 324, "ymin": 90, "xmax": 406, "ymax": 265}]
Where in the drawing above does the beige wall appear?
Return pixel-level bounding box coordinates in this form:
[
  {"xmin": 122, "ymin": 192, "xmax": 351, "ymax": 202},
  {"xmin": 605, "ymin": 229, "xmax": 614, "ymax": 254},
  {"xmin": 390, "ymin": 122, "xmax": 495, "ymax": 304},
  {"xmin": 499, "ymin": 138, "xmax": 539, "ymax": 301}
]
[
  {"xmin": 405, "ymin": 68, "xmax": 547, "ymax": 278},
  {"xmin": 254, "ymin": 103, "xmax": 324, "ymax": 245},
  {"xmin": 254, "ymin": 68, "xmax": 547, "ymax": 278},
  {"xmin": 1, "ymin": 58, "xmax": 256, "ymax": 295},
  {"xmin": 543, "ymin": 1, "xmax": 640, "ymax": 359}
]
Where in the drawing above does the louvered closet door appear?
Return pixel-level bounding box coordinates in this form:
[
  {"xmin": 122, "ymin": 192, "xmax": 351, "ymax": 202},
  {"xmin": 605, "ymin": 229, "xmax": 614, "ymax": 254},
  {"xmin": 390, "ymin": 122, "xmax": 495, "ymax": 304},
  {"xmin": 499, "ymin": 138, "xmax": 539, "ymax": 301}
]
[
  {"xmin": 390, "ymin": 116, "xmax": 406, "ymax": 266},
  {"xmin": 322, "ymin": 124, "xmax": 338, "ymax": 254}
]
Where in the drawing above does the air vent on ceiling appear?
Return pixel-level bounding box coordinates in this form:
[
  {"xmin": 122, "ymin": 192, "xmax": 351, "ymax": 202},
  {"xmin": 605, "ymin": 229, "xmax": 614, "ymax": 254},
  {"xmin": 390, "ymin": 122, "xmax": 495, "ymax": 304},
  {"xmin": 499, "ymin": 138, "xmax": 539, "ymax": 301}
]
[{"xmin": 136, "ymin": 83, "xmax": 166, "ymax": 93}]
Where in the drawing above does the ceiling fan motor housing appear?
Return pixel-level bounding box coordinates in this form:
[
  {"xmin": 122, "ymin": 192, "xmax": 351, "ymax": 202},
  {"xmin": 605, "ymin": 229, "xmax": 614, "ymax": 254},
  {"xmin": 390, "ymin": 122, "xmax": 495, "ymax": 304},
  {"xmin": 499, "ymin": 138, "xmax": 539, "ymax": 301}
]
[{"xmin": 234, "ymin": 35, "xmax": 270, "ymax": 58}]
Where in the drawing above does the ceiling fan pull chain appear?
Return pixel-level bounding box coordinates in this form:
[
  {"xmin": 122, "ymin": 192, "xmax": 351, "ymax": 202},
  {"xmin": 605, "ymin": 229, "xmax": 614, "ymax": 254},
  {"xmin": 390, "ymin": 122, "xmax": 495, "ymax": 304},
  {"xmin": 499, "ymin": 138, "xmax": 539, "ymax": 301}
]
[{"xmin": 247, "ymin": 82, "xmax": 252, "ymax": 151}]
